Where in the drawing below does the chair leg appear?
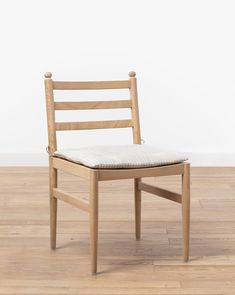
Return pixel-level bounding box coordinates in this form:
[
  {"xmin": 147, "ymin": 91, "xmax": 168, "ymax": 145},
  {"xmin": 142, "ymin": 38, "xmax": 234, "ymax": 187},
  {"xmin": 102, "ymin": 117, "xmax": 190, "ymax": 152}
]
[
  {"xmin": 182, "ymin": 163, "xmax": 190, "ymax": 262},
  {"xmin": 134, "ymin": 178, "xmax": 141, "ymax": 240},
  {"xmin": 89, "ymin": 171, "xmax": 99, "ymax": 274},
  {"xmin": 49, "ymin": 158, "xmax": 57, "ymax": 250}
]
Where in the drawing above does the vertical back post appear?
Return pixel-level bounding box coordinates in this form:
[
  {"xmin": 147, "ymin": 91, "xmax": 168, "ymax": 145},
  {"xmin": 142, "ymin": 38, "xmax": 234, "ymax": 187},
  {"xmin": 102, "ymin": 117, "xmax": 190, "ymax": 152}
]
[
  {"xmin": 44, "ymin": 72, "xmax": 57, "ymax": 153},
  {"xmin": 129, "ymin": 71, "xmax": 142, "ymax": 242},
  {"xmin": 129, "ymin": 71, "xmax": 141, "ymax": 144}
]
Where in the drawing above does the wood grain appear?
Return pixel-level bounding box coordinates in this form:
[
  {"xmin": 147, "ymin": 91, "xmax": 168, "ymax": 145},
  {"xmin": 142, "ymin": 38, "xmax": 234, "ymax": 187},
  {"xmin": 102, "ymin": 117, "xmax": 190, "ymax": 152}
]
[
  {"xmin": 138, "ymin": 182, "xmax": 182, "ymax": 203},
  {"xmin": 54, "ymin": 100, "xmax": 132, "ymax": 110},
  {"xmin": 53, "ymin": 188, "xmax": 90, "ymax": 212},
  {"xmin": 53, "ymin": 80, "xmax": 130, "ymax": 90},
  {"xmin": 129, "ymin": 72, "xmax": 141, "ymax": 144},
  {"xmin": 55, "ymin": 119, "xmax": 133, "ymax": 131}
]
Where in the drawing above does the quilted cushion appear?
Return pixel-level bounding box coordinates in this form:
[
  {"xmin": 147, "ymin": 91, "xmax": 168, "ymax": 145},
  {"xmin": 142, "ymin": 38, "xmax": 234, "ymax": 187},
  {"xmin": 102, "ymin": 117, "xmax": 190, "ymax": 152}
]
[{"xmin": 54, "ymin": 145, "xmax": 187, "ymax": 169}]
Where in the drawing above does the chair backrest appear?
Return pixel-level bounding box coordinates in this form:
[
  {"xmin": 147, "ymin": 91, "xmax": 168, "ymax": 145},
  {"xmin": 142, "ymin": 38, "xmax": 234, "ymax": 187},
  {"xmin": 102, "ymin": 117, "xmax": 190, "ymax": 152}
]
[{"xmin": 44, "ymin": 71, "xmax": 141, "ymax": 154}]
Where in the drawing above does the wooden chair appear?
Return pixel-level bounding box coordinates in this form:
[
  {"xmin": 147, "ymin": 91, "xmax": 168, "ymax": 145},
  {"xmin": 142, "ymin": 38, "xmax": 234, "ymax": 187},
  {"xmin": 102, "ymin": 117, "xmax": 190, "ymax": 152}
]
[{"xmin": 44, "ymin": 71, "xmax": 190, "ymax": 274}]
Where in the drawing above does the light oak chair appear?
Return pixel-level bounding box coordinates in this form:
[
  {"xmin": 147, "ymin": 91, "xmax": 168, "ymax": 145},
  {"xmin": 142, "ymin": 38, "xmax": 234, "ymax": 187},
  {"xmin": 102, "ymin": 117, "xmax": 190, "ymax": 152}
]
[{"xmin": 44, "ymin": 71, "xmax": 190, "ymax": 274}]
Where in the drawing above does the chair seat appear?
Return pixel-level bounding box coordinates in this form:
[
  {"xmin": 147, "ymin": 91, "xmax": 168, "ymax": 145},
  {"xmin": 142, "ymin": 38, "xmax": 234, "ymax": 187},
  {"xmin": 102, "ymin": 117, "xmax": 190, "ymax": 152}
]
[{"xmin": 54, "ymin": 144, "xmax": 187, "ymax": 169}]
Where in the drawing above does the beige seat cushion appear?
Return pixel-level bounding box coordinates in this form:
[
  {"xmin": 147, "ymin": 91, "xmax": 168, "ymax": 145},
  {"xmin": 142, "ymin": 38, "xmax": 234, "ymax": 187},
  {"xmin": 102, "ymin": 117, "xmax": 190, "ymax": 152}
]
[{"xmin": 54, "ymin": 144, "xmax": 187, "ymax": 169}]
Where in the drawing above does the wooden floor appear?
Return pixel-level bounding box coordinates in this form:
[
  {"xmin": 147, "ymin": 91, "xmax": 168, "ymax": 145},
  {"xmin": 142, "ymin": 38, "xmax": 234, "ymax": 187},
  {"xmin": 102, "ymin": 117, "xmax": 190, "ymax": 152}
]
[{"xmin": 1, "ymin": 167, "xmax": 235, "ymax": 294}]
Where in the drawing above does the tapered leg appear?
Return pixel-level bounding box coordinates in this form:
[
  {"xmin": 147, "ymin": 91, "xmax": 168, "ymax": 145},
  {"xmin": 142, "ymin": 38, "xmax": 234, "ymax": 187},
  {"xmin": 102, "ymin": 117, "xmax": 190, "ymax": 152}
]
[
  {"xmin": 182, "ymin": 163, "xmax": 190, "ymax": 262},
  {"xmin": 89, "ymin": 171, "xmax": 99, "ymax": 274},
  {"xmin": 49, "ymin": 157, "xmax": 57, "ymax": 250},
  {"xmin": 134, "ymin": 178, "xmax": 141, "ymax": 240}
]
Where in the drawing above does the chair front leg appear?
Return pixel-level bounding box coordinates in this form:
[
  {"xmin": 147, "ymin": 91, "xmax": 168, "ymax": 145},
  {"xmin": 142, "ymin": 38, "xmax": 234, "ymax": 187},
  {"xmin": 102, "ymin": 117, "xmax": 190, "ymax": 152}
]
[
  {"xmin": 182, "ymin": 163, "xmax": 190, "ymax": 262},
  {"xmin": 49, "ymin": 157, "xmax": 57, "ymax": 250},
  {"xmin": 134, "ymin": 178, "xmax": 141, "ymax": 240},
  {"xmin": 89, "ymin": 170, "xmax": 99, "ymax": 274}
]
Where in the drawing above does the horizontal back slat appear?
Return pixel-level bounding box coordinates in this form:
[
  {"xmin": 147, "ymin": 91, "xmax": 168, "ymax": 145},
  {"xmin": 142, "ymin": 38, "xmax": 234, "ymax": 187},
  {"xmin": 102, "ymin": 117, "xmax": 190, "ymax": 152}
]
[
  {"xmin": 53, "ymin": 80, "xmax": 130, "ymax": 90},
  {"xmin": 55, "ymin": 120, "xmax": 133, "ymax": 131},
  {"xmin": 54, "ymin": 100, "xmax": 132, "ymax": 110}
]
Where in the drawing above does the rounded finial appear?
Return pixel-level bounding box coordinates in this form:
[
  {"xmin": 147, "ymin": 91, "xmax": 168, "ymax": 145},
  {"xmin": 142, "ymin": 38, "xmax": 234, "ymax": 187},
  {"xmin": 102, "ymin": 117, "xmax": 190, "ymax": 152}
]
[
  {"xmin": 44, "ymin": 72, "xmax": 52, "ymax": 78},
  {"xmin": 129, "ymin": 71, "xmax": 136, "ymax": 78}
]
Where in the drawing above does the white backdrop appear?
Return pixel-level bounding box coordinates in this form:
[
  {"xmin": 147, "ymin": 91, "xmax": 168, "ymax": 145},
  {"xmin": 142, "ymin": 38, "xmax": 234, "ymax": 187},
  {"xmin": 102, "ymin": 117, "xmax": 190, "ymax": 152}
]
[{"xmin": 0, "ymin": 0, "xmax": 235, "ymax": 166}]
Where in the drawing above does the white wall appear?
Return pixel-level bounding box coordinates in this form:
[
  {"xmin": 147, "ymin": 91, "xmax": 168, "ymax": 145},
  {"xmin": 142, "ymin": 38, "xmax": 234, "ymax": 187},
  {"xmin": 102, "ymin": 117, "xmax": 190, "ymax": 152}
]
[{"xmin": 1, "ymin": 0, "xmax": 235, "ymax": 166}]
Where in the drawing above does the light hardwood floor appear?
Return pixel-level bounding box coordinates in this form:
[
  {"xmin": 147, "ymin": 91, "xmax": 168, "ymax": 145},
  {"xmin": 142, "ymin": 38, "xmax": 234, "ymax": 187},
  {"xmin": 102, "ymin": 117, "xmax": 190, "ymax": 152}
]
[{"xmin": 1, "ymin": 167, "xmax": 235, "ymax": 294}]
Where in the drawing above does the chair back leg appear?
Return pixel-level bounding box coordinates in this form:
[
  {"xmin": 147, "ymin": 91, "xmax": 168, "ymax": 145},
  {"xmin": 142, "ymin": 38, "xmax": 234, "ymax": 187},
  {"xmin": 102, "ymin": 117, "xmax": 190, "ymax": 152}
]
[
  {"xmin": 89, "ymin": 171, "xmax": 99, "ymax": 274},
  {"xmin": 182, "ymin": 163, "xmax": 190, "ymax": 262},
  {"xmin": 49, "ymin": 157, "xmax": 58, "ymax": 249},
  {"xmin": 134, "ymin": 178, "xmax": 142, "ymax": 240}
]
